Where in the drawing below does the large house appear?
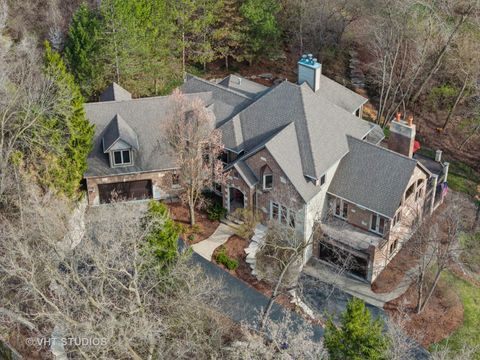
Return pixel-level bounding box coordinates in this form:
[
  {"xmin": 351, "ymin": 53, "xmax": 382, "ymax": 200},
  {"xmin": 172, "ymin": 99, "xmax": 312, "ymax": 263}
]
[{"xmin": 83, "ymin": 55, "xmax": 449, "ymax": 282}]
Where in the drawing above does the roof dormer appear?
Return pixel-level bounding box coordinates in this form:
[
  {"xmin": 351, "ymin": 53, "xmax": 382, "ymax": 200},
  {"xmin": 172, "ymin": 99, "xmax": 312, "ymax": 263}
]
[{"xmin": 102, "ymin": 114, "xmax": 139, "ymax": 168}]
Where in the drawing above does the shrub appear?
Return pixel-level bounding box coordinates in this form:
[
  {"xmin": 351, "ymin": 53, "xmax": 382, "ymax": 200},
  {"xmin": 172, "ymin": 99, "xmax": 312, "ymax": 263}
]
[
  {"xmin": 215, "ymin": 246, "xmax": 239, "ymax": 270},
  {"xmin": 207, "ymin": 203, "xmax": 227, "ymax": 221},
  {"xmin": 143, "ymin": 201, "xmax": 181, "ymax": 264}
]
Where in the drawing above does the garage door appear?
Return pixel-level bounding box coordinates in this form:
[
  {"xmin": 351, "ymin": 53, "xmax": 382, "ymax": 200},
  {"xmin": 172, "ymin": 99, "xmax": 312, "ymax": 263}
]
[
  {"xmin": 319, "ymin": 241, "xmax": 368, "ymax": 279},
  {"xmin": 98, "ymin": 180, "xmax": 153, "ymax": 204}
]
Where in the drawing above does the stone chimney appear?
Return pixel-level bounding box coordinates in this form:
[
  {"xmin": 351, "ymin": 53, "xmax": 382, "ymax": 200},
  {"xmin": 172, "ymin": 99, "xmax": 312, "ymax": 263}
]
[
  {"xmin": 388, "ymin": 114, "xmax": 416, "ymax": 157},
  {"xmin": 298, "ymin": 54, "xmax": 321, "ymax": 92}
]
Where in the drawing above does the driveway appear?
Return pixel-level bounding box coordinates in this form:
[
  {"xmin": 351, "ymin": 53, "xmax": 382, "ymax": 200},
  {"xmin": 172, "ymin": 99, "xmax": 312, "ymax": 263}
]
[
  {"xmin": 189, "ymin": 251, "xmax": 324, "ymax": 341},
  {"xmin": 303, "ymin": 258, "xmax": 415, "ymax": 308}
]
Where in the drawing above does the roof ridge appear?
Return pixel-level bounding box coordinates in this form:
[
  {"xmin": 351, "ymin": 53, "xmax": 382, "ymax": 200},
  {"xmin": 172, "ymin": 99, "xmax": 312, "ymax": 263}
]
[
  {"xmin": 346, "ymin": 135, "xmax": 417, "ymax": 163},
  {"xmin": 86, "ymin": 91, "xmax": 213, "ymax": 106},
  {"xmin": 187, "ymin": 75, "xmax": 253, "ymax": 100},
  {"xmin": 297, "ymin": 84, "xmax": 317, "ymax": 179}
]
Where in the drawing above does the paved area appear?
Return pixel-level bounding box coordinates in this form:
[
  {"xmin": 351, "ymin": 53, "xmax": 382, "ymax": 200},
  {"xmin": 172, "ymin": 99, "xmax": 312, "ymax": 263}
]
[
  {"xmin": 189, "ymin": 251, "xmax": 324, "ymax": 341},
  {"xmin": 303, "ymin": 258, "xmax": 416, "ymax": 308},
  {"xmin": 191, "ymin": 223, "xmax": 236, "ymax": 260}
]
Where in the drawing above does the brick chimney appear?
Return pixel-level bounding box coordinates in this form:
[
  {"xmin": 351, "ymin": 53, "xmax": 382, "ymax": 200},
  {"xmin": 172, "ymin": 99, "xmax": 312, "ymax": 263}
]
[
  {"xmin": 388, "ymin": 114, "xmax": 416, "ymax": 157},
  {"xmin": 298, "ymin": 54, "xmax": 321, "ymax": 92}
]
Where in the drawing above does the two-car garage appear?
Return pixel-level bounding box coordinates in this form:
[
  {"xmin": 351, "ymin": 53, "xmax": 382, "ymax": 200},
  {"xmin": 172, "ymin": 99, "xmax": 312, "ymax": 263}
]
[{"xmin": 98, "ymin": 180, "xmax": 153, "ymax": 204}]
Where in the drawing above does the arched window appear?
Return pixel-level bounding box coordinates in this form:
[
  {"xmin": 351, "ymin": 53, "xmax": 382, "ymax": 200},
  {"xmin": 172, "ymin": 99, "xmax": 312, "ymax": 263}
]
[{"xmin": 261, "ymin": 165, "xmax": 273, "ymax": 190}]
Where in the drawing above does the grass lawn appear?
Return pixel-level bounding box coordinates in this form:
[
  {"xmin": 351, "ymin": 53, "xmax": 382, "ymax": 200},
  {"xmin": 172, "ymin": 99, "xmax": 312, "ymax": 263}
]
[{"xmin": 433, "ymin": 271, "xmax": 480, "ymax": 359}]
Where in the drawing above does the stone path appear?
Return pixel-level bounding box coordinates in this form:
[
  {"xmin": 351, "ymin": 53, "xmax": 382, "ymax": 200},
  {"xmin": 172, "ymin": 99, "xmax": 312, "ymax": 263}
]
[
  {"xmin": 303, "ymin": 258, "xmax": 417, "ymax": 308},
  {"xmin": 191, "ymin": 223, "xmax": 236, "ymax": 261}
]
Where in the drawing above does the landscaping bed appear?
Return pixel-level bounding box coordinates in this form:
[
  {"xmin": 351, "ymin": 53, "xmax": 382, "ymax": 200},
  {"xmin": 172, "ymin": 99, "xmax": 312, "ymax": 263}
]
[
  {"xmin": 384, "ymin": 275, "xmax": 463, "ymax": 347},
  {"xmin": 212, "ymin": 235, "xmax": 294, "ymax": 310},
  {"xmin": 166, "ymin": 202, "xmax": 219, "ymax": 244}
]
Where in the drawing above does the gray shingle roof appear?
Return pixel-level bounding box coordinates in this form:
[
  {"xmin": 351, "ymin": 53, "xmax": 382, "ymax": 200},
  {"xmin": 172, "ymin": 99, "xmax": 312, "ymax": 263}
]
[
  {"xmin": 181, "ymin": 76, "xmax": 253, "ymax": 127},
  {"xmin": 220, "ymin": 81, "xmax": 376, "ymax": 180},
  {"xmin": 316, "ymin": 75, "xmax": 368, "ymax": 113},
  {"xmin": 264, "ymin": 123, "xmax": 321, "ymax": 202},
  {"xmin": 84, "ymin": 92, "xmax": 212, "ymax": 177},
  {"xmin": 328, "ymin": 136, "xmax": 418, "ymax": 218},
  {"xmin": 99, "ymin": 82, "xmax": 132, "ymax": 102},
  {"xmin": 102, "ymin": 114, "xmax": 139, "ymax": 152},
  {"xmin": 218, "ymin": 75, "xmax": 269, "ymax": 99},
  {"xmin": 234, "ymin": 161, "xmax": 258, "ymax": 187}
]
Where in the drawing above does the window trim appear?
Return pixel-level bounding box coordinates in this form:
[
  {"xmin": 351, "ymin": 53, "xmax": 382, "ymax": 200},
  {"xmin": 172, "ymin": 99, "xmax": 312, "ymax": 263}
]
[
  {"xmin": 112, "ymin": 149, "xmax": 133, "ymax": 167},
  {"xmin": 370, "ymin": 213, "xmax": 386, "ymax": 235},
  {"xmin": 263, "ymin": 173, "xmax": 273, "ymax": 190},
  {"xmin": 270, "ymin": 201, "xmax": 296, "ymax": 229},
  {"xmin": 334, "ymin": 198, "xmax": 348, "ymax": 220}
]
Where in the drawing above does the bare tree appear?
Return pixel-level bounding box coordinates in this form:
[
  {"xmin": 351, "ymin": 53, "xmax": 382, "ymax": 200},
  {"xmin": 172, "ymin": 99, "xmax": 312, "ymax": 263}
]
[
  {"xmin": 367, "ymin": 0, "xmax": 479, "ymax": 126},
  {"xmin": 0, "ymin": 182, "xmax": 237, "ymax": 359},
  {"xmin": 227, "ymin": 313, "xmax": 327, "ymax": 359},
  {"xmin": 408, "ymin": 201, "xmax": 464, "ymax": 314},
  {"xmin": 163, "ymin": 89, "xmax": 225, "ymax": 225},
  {"xmin": 441, "ymin": 33, "xmax": 480, "ymax": 130}
]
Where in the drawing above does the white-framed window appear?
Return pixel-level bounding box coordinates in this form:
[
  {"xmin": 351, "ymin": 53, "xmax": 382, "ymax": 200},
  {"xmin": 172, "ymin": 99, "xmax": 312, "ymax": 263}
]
[
  {"xmin": 370, "ymin": 213, "xmax": 386, "ymax": 235},
  {"xmin": 334, "ymin": 198, "xmax": 348, "ymax": 219},
  {"xmin": 112, "ymin": 150, "xmax": 132, "ymax": 166},
  {"xmin": 263, "ymin": 174, "xmax": 273, "ymax": 190},
  {"xmin": 270, "ymin": 201, "xmax": 296, "ymax": 228}
]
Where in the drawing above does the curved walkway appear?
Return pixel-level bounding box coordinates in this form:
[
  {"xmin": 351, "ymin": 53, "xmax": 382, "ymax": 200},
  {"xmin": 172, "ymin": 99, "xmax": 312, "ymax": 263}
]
[
  {"xmin": 191, "ymin": 223, "xmax": 235, "ymax": 260},
  {"xmin": 303, "ymin": 258, "xmax": 417, "ymax": 308}
]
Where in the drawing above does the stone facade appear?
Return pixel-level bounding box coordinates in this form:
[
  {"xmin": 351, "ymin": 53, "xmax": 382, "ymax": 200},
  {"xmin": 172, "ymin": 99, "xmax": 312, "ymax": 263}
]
[
  {"xmin": 318, "ymin": 164, "xmax": 429, "ymax": 282},
  {"xmin": 85, "ymin": 169, "xmax": 181, "ymax": 205},
  {"xmin": 223, "ymin": 148, "xmax": 305, "ymax": 231}
]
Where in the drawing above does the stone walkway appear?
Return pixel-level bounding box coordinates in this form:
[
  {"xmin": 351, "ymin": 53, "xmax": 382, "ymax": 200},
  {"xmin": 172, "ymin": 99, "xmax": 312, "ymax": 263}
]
[
  {"xmin": 191, "ymin": 223, "xmax": 236, "ymax": 261},
  {"xmin": 303, "ymin": 258, "xmax": 417, "ymax": 308}
]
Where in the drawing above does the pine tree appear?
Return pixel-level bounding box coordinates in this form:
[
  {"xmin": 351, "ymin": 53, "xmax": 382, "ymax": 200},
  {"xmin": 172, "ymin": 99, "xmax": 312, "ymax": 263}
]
[
  {"xmin": 97, "ymin": 0, "xmax": 180, "ymax": 96},
  {"xmin": 143, "ymin": 200, "xmax": 181, "ymax": 265},
  {"xmin": 212, "ymin": 0, "xmax": 246, "ymax": 70},
  {"xmin": 324, "ymin": 298, "xmax": 388, "ymax": 360},
  {"xmin": 43, "ymin": 41, "xmax": 94, "ymax": 199},
  {"xmin": 240, "ymin": 0, "xmax": 281, "ymax": 64},
  {"xmin": 64, "ymin": 3, "xmax": 102, "ymax": 97}
]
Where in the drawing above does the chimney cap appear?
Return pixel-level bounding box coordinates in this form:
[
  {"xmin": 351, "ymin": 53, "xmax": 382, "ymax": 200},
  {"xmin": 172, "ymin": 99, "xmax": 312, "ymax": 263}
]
[
  {"xmin": 407, "ymin": 115, "xmax": 414, "ymax": 126},
  {"xmin": 395, "ymin": 112, "xmax": 402, "ymax": 121}
]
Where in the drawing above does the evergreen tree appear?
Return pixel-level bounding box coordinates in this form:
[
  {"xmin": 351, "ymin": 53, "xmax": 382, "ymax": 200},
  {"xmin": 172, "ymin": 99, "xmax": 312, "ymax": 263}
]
[
  {"xmin": 240, "ymin": 0, "xmax": 281, "ymax": 63},
  {"xmin": 143, "ymin": 200, "xmax": 181, "ymax": 264},
  {"xmin": 212, "ymin": 0, "xmax": 246, "ymax": 70},
  {"xmin": 64, "ymin": 3, "xmax": 102, "ymax": 97},
  {"xmin": 98, "ymin": 0, "xmax": 180, "ymax": 96},
  {"xmin": 189, "ymin": 0, "xmax": 224, "ymax": 71},
  {"xmin": 43, "ymin": 41, "xmax": 94, "ymax": 199},
  {"xmin": 324, "ymin": 298, "xmax": 388, "ymax": 360}
]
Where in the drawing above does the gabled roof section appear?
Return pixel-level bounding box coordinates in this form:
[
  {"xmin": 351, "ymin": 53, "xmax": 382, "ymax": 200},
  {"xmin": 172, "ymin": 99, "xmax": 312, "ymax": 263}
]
[
  {"xmin": 264, "ymin": 123, "xmax": 321, "ymax": 202},
  {"xmin": 218, "ymin": 75, "xmax": 269, "ymax": 99},
  {"xmin": 316, "ymin": 75, "xmax": 368, "ymax": 113},
  {"xmin": 219, "ymin": 81, "xmax": 375, "ymax": 180},
  {"xmin": 84, "ymin": 92, "xmax": 212, "ymax": 177},
  {"xmin": 328, "ymin": 136, "xmax": 418, "ymax": 218},
  {"xmin": 102, "ymin": 114, "xmax": 139, "ymax": 152},
  {"xmin": 181, "ymin": 75, "xmax": 253, "ymax": 127},
  {"xmin": 99, "ymin": 82, "xmax": 132, "ymax": 102},
  {"xmin": 234, "ymin": 161, "xmax": 258, "ymax": 187}
]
